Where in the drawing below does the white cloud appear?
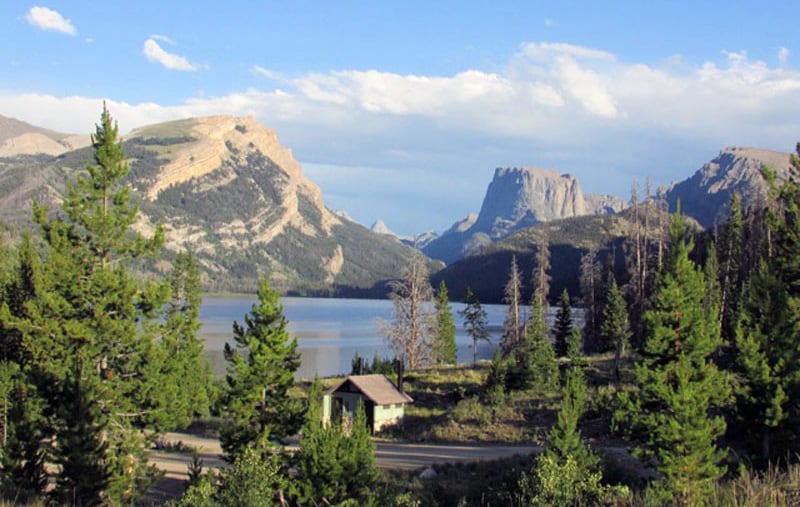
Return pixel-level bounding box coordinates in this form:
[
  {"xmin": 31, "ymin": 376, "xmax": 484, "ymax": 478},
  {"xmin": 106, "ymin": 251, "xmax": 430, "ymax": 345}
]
[
  {"xmin": 26, "ymin": 6, "xmax": 76, "ymax": 35},
  {"xmin": 149, "ymin": 34, "xmax": 175, "ymax": 44},
  {"xmin": 5, "ymin": 41, "xmax": 800, "ymax": 233},
  {"xmin": 142, "ymin": 38, "xmax": 203, "ymax": 71}
]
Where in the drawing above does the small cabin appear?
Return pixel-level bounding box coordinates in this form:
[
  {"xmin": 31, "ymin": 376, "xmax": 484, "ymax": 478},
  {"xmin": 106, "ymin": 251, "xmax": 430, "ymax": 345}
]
[{"xmin": 322, "ymin": 374, "xmax": 413, "ymax": 433}]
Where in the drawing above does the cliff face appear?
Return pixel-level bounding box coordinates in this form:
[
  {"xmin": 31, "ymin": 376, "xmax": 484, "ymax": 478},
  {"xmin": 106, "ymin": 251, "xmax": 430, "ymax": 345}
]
[
  {"xmin": 665, "ymin": 146, "xmax": 793, "ymax": 227},
  {"xmin": 0, "ymin": 114, "xmax": 432, "ymax": 294},
  {"xmin": 472, "ymin": 168, "xmax": 588, "ymax": 239},
  {"xmin": 424, "ymin": 167, "xmax": 624, "ymax": 264}
]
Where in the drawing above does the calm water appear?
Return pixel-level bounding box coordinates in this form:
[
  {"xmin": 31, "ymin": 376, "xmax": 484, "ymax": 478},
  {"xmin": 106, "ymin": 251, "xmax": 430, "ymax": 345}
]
[{"xmin": 200, "ymin": 295, "xmax": 568, "ymax": 378}]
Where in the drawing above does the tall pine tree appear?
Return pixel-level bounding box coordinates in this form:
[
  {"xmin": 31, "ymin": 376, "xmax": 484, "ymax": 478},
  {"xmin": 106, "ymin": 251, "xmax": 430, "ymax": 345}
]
[
  {"xmin": 433, "ymin": 280, "xmax": 457, "ymax": 365},
  {"xmin": 220, "ymin": 279, "xmax": 304, "ymax": 460},
  {"xmin": 2, "ymin": 105, "xmax": 167, "ymax": 504},
  {"xmin": 552, "ymin": 289, "xmax": 573, "ymax": 358},
  {"xmin": 615, "ymin": 210, "xmax": 729, "ymax": 503}
]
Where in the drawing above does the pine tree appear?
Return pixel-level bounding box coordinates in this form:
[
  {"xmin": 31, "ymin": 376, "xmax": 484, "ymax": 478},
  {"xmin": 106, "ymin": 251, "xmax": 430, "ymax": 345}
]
[
  {"xmin": 293, "ymin": 382, "xmax": 379, "ymax": 505},
  {"xmin": 615, "ymin": 210, "xmax": 729, "ymax": 503},
  {"xmin": 731, "ymin": 149, "xmax": 800, "ymax": 463},
  {"xmin": 433, "ymin": 280, "xmax": 457, "ymax": 364},
  {"xmin": 733, "ymin": 260, "xmax": 797, "ymax": 462},
  {"xmin": 547, "ymin": 367, "xmax": 595, "ymax": 470},
  {"xmin": 600, "ymin": 277, "xmax": 630, "ymax": 380},
  {"xmin": 458, "ymin": 287, "xmax": 490, "ymax": 365},
  {"xmin": 552, "ymin": 289, "xmax": 573, "ymax": 357},
  {"xmin": 507, "ymin": 290, "xmax": 558, "ymax": 392},
  {"xmin": 145, "ymin": 251, "xmax": 212, "ymax": 431},
  {"xmin": 719, "ymin": 193, "xmax": 744, "ymax": 342},
  {"xmin": 2, "ymin": 105, "xmax": 167, "ymax": 503},
  {"xmin": 501, "ymin": 255, "xmax": 524, "ymax": 354},
  {"xmin": 519, "ymin": 367, "xmax": 606, "ymax": 506},
  {"xmin": 220, "ymin": 279, "xmax": 304, "ymax": 460}
]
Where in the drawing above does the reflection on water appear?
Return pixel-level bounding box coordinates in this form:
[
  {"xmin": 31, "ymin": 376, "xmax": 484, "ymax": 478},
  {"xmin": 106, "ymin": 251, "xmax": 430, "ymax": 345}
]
[{"xmin": 200, "ymin": 295, "xmax": 572, "ymax": 379}]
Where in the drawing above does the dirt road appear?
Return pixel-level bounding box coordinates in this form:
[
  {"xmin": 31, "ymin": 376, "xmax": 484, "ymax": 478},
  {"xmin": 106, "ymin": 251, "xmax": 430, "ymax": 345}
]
[{"xmin": 143, "ymin": 432, "xmax": 537, "ymax": 503}]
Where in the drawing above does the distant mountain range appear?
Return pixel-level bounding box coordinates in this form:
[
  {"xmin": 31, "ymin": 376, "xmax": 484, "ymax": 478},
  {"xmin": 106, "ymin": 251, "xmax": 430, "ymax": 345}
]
[
  {"xmin": 0, "ymin": 112, "xmax": 793, "ymax": 299},
  {"xmin": 0, "ymin": 114, "xmax": 436, "ymax": 295},
  {"xmin": 423, "ymin": 167, "xmax": 626, "ymax": 263}
]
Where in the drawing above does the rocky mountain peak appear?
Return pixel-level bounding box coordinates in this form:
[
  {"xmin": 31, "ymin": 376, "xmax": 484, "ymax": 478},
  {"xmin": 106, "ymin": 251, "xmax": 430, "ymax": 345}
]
[
  {"xmin": 471, "ymin": 167, "xmax": 587, "ymax": 239},
  {"xmin": 665, "ymin": 146, "xmax": 793, "ymax": 227}
]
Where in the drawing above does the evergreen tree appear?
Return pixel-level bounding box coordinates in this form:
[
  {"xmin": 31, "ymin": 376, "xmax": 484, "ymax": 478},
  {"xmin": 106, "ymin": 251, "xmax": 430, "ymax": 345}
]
[
  {"xmin": 501, "ymin": 255, "xmax": 523, "ymax": 354},
  {"xmin": 600, "ymin": 278, "xmax": 629, "ymax": 353},
  {"xmin": 547, "ymin": 367, "xmax": 595, "ymax": 472},
  {"xmin": 518, "ymin": 367, "xmax": 607, "ymax": 506},
  {"xmin": 733, "ymin": 260, "xmax": 797, "ymax": 462},
  {"xmin": 600, "ymin": 277, "xmax": 630, "ymax": 380},
  {"xmin": 552, "ymin": 289, "xmax": 573, "ymax": 357},
  {"xmin": 144, "ymin": 250, "xmax": 212, "ymax": 431},
  {"xmin": 567, "ymin": 328, "xmax": 583, "ymax": 364},
  {"xmin": 2, "ymin": 105, "xmax": 167, "ymax": 504},
  {"xmin": 507, "ymin": 291, "xmax": 558, "ymax": 392},
  {"xmin": 719, "ymin": 193, "xmax": 744, "ymax": 342},
  {"xmin": 0, "ymin": 361, "xmax": 47, "ymax": 501},
  {"xmin": 458, "ymin": 287, "xmax": 490, "ymax": 365},
  {"xmin": 293, "ymin": 382, "xmax": 379, "ymax": 505},
  {"xmin": 615, "ymin": 210, "xmax": 730, "ymax": 503},
  {"xmin": 220, "ymin": 279, "xmax": 304, "ymax": 460},
  {"xmin": 433, "ymin": 281, "xmax": 457, "ymax": 365}
]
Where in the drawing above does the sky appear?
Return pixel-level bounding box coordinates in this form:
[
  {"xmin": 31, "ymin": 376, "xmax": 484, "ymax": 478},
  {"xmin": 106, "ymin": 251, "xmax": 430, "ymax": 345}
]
[{"xmin": 1, "ymin": 2, "xmax": 799, "ymax": 236}]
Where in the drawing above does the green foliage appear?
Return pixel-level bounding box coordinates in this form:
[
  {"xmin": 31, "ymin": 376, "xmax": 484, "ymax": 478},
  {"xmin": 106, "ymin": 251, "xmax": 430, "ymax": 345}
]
[
  {"xmin": 506, "ymin": 292, "xmax": 558, "ymax": 393},
  {"xmin": 176, "ymin": 448, "xmax": 287, "ymax": 507},
  {"xmin": 293, "ymin": 384, "xmax": 380, "ymax": 506},
  {"xmin": 615, "ymin": 210, "xmax": 730, "ymax": 504},
  {"xmin": 0, "ymin": 106, "xmax": 177, "ymax": 505},
  {"xmin": 731, "ymin": 156, "xmax": 800, "ymax": 463},
  {"xmin": 547, "ymin": 367, "xmax": 595, "ymax": 470},
  {"xmin": 517, "ymin": 453, "xmax": 609, "ymax": 507},
  {"xmin": 350, "ymin": 351, "xmax": 395, "ymax": 376},
  {"xmin": 0, "ymin": 361, "xmax": 47, "ymax": 502},
  {"xmin": 215, "ymin": 448, "xmax": 287, "ymax": 507},
  {"xmin": 143, "ymin": 251, "xmax": 213, "ymax": 431},
  {"xmin": 220, "ymin": 278, "xmax": 304, "ymax": 460},
  {"xmin": 433, "ymin": 281, "xmax": 457, "ymax": 364},
  {"xmin": 552, "ymin": 288, "xmax": 573, "ymax": 357},
  {"xmin": 567, "ymin": 327, "xmax": 583, "ymax": 364},
  {"xmin": 599, "ymin": 277, "xmax": 629, "ymax": 354},
  {"xmin": 458, "ymin": 287, "xmax": 490, "ymax": 365}
]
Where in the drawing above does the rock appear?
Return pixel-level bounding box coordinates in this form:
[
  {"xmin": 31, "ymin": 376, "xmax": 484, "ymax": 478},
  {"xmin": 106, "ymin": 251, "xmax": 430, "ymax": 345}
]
[
  {"xmin": 665, "ymin": 146, "xmax": 793, "ymax": 228},
  {"xmin": 419, "ymin": 467, "xmax": 437, "ymax": 479}
]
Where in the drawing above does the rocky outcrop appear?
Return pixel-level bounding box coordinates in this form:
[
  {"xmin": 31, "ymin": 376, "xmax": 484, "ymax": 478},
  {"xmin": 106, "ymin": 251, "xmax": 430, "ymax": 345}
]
[
  {"xmin": 0, "ymin": 114, "xmax": 431, "ymax": 294},
  {"xmin": 665, "ymin": 146, "xmax": 793, "ymax": 228},
  {"xmin": 424, "ymin": 168, "xmax": 623, "ymax": 264},
  {"xmin": 471, "ymin": 168, "xmax": 589, "ymax": 239}
]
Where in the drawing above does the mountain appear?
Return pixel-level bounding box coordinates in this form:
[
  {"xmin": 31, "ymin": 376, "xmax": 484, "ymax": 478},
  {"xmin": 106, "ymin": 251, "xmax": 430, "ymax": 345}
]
[
  {"xmin": 424, "ymin": 168, "xmax": 625, "ymax": 264},
  {"xmin": 665, "ymin": 146, "xmax": 794, "ymax": 228},
  {"xmin": 0, "ymin": 115, "xmax": 438, "ymax": 295},
  {"xmin": 0, "ymin": 114, "xmax": 89, "ymax": 157}
]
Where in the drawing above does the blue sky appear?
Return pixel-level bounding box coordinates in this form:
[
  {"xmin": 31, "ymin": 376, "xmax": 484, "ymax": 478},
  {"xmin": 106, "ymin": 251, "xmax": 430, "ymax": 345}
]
[{"xmin": 1, "ymin": 2, "xmax": 799, "ymax": 235}]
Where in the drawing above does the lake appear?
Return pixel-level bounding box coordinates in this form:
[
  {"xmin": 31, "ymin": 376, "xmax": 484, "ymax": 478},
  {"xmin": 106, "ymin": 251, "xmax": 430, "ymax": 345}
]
[{"xmin": 200, "ymin": 295, "xmax": 566, "ymax": 378}]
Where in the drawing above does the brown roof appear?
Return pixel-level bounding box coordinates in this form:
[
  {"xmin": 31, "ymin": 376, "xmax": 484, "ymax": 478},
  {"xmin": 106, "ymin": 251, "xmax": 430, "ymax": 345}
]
[{"xmin": 330, "ymin": 374, "xmax": 413, "ymax": 405}]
